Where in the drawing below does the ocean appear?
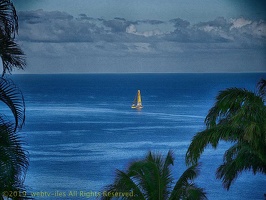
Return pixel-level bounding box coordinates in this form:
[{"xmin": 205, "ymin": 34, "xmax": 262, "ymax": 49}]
[{"xmin": 11, "ymin": 73, "xmax": 266, "ymax": 199}]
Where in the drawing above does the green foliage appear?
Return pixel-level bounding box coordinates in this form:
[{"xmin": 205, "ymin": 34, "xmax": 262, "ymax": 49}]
[
  {"xmin": 216, "ymin": 142, "xmax": 266, "ymax": 189},
  {"xmin": 0, "ymin": 0, "xmax": 26, "ymax": 76},
  {"xmin": 0, "ymin": 122, "xmax": 28, "ymax": 194},
  {"xmin": 101, "ymin": 151, "xmax": 207, "ymax": 200},
  {"xmin": 186, "ymin": 79, "xmax": 266, "ymax": 190},
  {"xmin": 0, "ymin": 37, "xmax": 26, "ymax": 75},
  {"xmin": 0, "ymin": 0, "xmax": 18, "ymax": 38},
  {"xmin": 0, "ymin": 79, "xmax": 28, "ymax": 199},
  {"xmin": 257, "ymin": 79, "xmax": 266, "ymax": 99},
  {"xmin": 0, "ymin": 77, "xmax": 25, "ymax": 130},
  {"xmin": 0, "ymin": 1, "xmax": 28, "ymax": 199}
]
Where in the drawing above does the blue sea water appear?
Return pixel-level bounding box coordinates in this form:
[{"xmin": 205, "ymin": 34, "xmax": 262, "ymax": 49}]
[{"xmin": 11, "ymin": 73, "xmax": 266, "ymax": 200}]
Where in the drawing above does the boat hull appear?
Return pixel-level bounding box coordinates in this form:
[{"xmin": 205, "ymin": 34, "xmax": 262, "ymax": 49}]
[{"xmin": 131, "ymin": 105, "xmax": 143, "ymax": 109}]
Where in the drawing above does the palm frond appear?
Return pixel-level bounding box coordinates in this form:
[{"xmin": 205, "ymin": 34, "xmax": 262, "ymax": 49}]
[
  {"xmin": 129, "ymin": 155, "xmax": 164, "ymax": 199},
  {"xmin": 185, "ymin": 125, "xmax": 242, "ymax": 165},
  {"xmin": 257, "ymin": 78, "xmax": 266, "ymax": 100},
  {"xmin": 162, "ymin": 150, "xmax": 175, "ymax": 198},
  {"xmin": 170, "ymin": 164, "xmax": 207, "ymax": 200},
  {"xmin": 0, "ymin": 0, "xmax": 18, "ymax": 38},
  {"xmin": 101, "ymin": 169, "xmax": 144, "ymax": 200},
  {"xmin": 205, "ymin": 88, "xmax": 263, "ymax": 128},
  {"xmin": 171, "ymin": 164, "xmax": 200, "ymax": 191},
  {"xmin": 141, "ymin": 151, "xmax": 175, "ymax": 199},
  {"xmin": 0, "ymin": 122, "xmax": 28, "ymax": 195},
  {"xmin": 102, "ymin": 151, "xmax": 206, "ymax": 199},
  {"xmin": 0, "ymin": 77, "xmax": 25, "ymax": 130},
  {"xmin": 0, "ymin": 37, "xmax": 26, "ymax": 75},
  {"xmin": 126, "ymin": 160, "xmax": 153, "ymax": 199},
  {"xmin": 216, "ymin": 142, "xmax": 266, "ymax": 190},
  {"xmin": 180, "ymin": 184, "xmax": 207, "ymax": 200},
  {"xmin": 187, "ymin": 79, "xmax": 266, "ymax": 191}
]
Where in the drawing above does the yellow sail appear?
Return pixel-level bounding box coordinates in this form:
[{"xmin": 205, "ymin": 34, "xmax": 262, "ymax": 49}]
[
  {"xmin": 131, "ymin": 90, "xmax": 143, "ymax": 109},
  {"xmin": 137, "ymin": 90, "xmax": 142, "ymax": 104}
]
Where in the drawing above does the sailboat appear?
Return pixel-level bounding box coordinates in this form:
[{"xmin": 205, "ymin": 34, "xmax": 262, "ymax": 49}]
[{"xmin": 131, "ymin": 90, "xmax": 143, "ymax": 109}]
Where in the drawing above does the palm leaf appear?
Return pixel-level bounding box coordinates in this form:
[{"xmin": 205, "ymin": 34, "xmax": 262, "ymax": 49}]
[
  {"xmin": 145, "ymin": 151, "xmax": 174, "ymax": 199},
  {"xmin": 185, "ymin": 125, "xmax": 242, "ymax": 165},
  {"xmin": 0, "ymin": 37, "xmax": 26, "ymax": 75},
  {"xmin": 187, "ymin": 86, "xmax": 265, "ymax": 163},
  {"xmin": 0, "ymin": 122, "xmax": 28, "ymax": 196},
  {"xmin": 126, "ymin": 160, "xmax": 152, "ymax": 198},
  {"xmin": 0, "ymin": 0, "xmax": 18, "ymax": 38},
  {"xmin": 102, "ymin": 151, "xmax": 206, "ymax": 199},
  {"xmin": 205, "ymin": 88, "xmax": 263, "ymax": 128},
  {"xmin": 170, "ymin": 164, "xmax": 207, "ymax": 200},
  {"xmin": 257, "ymin": 78, "xmax": 266, "ymax": 100},
  {"xmin": 179, "ymin": 183, "xmax": 207, "ymax": 200},
  {"xmin": 0, "ymin": 77, "xmax": 25, "ymax": 130},
  {"xmin": 186, "ymin": 79, "xmax": 266, "ymax": 191},
  {"xmin": 170, "ymin": 164, "xmax": 199, "ymax": 194},
  {"xmin": 101, "ymin": 169, "xmax": 144, "ymax": 200},
  {"xmin": 216, "ymin": 142, "xmax": 266, "ymax": 190},
  {"xmin": 0, "ymin": 0, "xmax": 25, "ymax": 76},
  {"xmin": 128, "ymin": 154, "xmax": 163, "ymax": 199},
  {"xmin": 161, "ymin": 150, "xmax": 175, "ymax": 199}
]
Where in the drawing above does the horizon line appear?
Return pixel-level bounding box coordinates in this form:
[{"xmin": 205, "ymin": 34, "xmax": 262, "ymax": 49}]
[{"xmin": 10, "ymin": 71, "xmax": 266, "ymax": 75}]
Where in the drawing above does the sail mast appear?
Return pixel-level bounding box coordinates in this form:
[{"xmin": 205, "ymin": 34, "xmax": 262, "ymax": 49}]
[{"xmin": 137, "ymin": 90, "xmax": 142, "ymax": 106}]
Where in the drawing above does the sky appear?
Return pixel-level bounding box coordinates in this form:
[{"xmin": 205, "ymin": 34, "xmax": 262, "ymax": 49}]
[{"xmin": 10, "ymin": 0, "xmax": 266, "ymax": 73}]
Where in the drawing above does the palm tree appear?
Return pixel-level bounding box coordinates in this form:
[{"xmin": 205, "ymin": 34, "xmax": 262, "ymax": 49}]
[
  {"xmin": 0, "ymin": 78, "xmax": 28, "ymax": 200},
  {"xmin": 101, "ymin": 150, "xmax": 207, "ymax": 200},
  {"xmin": 0, "ymin": 0, "xmax": 28, "ymax": 199},
  {"xmin": 186, "ymin": 79, "xmax": 266, "ymax": 190},
  {"xmin": 0, "ymin": 123, "xmax": 28, "ymax": 200},
  {"xmin": 0, "ymin": 0, "xmax": 26, "ymax": 76},
  {"xmin": 0, "ymin": 78, "xmax": 27, "ymax": 198}
]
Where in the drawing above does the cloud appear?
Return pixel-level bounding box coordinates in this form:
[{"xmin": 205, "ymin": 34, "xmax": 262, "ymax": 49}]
[
  {"xmin": 165, "ymin": 20, "xmax": 232, "ymax": 43},
  {"xmin": 15, "ymin": 10, "xmax": 266, "ymax": 73},
  {"xmin": 126, "ymin": 24, "xmax": 164, "ymax": 37},
  {"xmin": 17, "ymin": 10, "xmax": 266, "ymax": 46},
  {"xmin": 230, "ymin": 17, "xmax": 252, "ymax": 29},
  {"xmin": 136, "ymin": 20, "xmax": 164, "ymax": 25},
  {"xmin": 165, "ymin": 16, "xmax": 266, "ymax": 47},
  {"xmin": 18, "ymin": 10, "xmax": 100, "ymax": 42},
  {"xmin": 19, "ymin": 9, "xmax": 73, "ymax": 24},
  {"xmin": 102, "ymin": 18, "xmax": 132, "ymax": 33},
  {"xmin": 230, "ymin": 19, "xmax": 266, "ymax": 39},
  {"xmin": 170, "ymin": 18, "xmax": 190, "ymax": 28}
]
